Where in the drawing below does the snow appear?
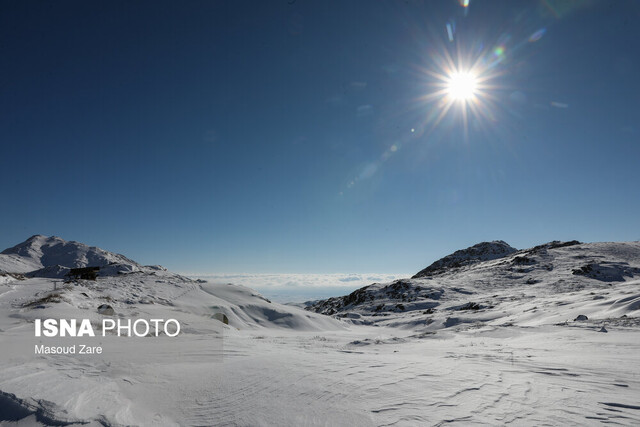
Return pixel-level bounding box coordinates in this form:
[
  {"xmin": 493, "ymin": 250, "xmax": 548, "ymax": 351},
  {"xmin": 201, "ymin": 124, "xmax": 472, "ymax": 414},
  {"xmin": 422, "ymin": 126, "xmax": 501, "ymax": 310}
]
[
  {"xmin": 1, "ymin": 236, "xmax": 639, "ymax": 425},
  {"xmin": 0, "ymin": 253, "xmax": 41, "ymax": 275}
]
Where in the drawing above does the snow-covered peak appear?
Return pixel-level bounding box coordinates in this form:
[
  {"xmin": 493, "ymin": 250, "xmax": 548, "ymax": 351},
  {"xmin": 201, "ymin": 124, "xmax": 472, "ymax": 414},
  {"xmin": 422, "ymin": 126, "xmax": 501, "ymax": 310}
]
[
  {"xmin": 1, "ymin": 234, "xmax": 139, "ymax": 271},
  {"xmin": 2, "ymin": 234, "xmax": 64, "ymax": 261},
  {"xmin": 412, "ymin": 240, "xmax": 517, "ymax": 278}
]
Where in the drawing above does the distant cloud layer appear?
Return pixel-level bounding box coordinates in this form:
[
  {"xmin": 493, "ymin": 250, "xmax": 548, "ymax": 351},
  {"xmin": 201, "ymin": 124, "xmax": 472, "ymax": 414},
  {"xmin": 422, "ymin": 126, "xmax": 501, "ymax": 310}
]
[{"xmin": 183, "ymin": 272, "xmax": 410, "ymax": 303}]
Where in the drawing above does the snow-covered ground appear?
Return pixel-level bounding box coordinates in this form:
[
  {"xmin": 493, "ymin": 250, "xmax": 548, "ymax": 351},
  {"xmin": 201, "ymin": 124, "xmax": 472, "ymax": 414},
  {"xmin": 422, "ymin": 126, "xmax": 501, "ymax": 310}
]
[{"xmin": 1, "ymin": 236, "xmax": 639, "ymax": 426}]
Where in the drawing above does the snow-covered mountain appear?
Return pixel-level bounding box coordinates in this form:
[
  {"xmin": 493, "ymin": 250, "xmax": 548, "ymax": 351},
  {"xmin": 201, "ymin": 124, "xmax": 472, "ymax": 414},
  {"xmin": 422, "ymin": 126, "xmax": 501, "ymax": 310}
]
[
  {"xmin": 1, "ymin": 235, "xmax": 138, "ymax": 269},
  {"xmin": 1, "ymin": 236, "xmax": 639, "ymax": 426},
  {"xmin": 307, "ymin": 240, "xmax": 640, "ymax": 330},
  {"xmin": 0, "ymin": 235, "xmax": 344, "ymax": 331},
  {"xmin": 0, "ymin": 235, "xmax": 168, "ymax": 278}
]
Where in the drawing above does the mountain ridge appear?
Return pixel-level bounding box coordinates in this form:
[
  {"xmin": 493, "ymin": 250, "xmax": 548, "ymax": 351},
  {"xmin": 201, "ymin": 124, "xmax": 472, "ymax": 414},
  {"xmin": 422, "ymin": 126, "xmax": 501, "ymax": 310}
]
[
  {"xmin": 0, "ymin": 235, "xmax": 345, "ymax": 333},
  {"xmin": 307, "ymin": 240, "xmax": 640, "ymax": 329},
  {"xmin": 0, "ymin": 235, "xmax": 161, "ymax": 278},
  {"xmin": 412, "ymin": 240, "xmax": 518, "ymax": 278}
]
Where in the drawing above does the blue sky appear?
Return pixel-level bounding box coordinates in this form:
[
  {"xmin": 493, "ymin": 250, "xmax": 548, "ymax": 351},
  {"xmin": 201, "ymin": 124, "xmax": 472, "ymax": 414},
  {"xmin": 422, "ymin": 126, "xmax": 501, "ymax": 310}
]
[{"xmin": 1, "ymin": 0, "xmax": 639, "ymax": 274}]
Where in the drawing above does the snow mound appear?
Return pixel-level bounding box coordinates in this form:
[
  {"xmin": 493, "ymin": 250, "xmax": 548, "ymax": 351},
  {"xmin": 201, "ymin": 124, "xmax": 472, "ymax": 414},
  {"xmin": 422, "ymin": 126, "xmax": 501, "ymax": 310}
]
[
  {"xmin": 198, "ymin": 283, "xmax": 345, "ymax": 331},
  {"xmin": 24, "ymin": 265, "xmax": 71, "ymax": 279},
  {"xmin": 412, "ymin": 240, "xmax": 517, "ymax": 278}
]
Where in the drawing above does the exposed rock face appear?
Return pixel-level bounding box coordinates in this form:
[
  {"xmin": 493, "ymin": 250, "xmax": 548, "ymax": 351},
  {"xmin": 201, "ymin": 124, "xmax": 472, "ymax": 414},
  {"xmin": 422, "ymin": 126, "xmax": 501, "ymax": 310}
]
[
  {"xmin": 412, "ymin": 241, "xmax": 517, "ymax": 278},
  {"xmin": 529, "ymin": 240, "xmax": 582, "ymax": 253},
  {"xmin": 213, "ymin": 313, "xmax": 229, "ymax": 325},
  {"xmin": 309, "ymin": 279, "xmax": 444, "ymax": 317},
  {"xmin": 97, "ymin": 304, "xmax": 115, "ymax": 315}
]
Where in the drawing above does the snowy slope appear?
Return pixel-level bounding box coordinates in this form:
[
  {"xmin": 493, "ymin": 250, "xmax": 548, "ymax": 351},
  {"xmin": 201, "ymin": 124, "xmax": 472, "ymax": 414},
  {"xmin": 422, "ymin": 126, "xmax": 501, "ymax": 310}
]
[
  {"xmin": 0, "ymin": 265, "xmax": 345, "ymax": 425},
  {"xmin": 0, "ymin": 251, "xmax": 41, "ymax": 274},
  {"xmin": 199, "ymin": 282, "xmax": 345, "ymax": 330},
  {"xmin": 308, "ymin": 240, "xmax": 640, "ymax": 329},
  {"xmin": 1, "ymin": 237, "xmax": 640, "ymax": 426}
]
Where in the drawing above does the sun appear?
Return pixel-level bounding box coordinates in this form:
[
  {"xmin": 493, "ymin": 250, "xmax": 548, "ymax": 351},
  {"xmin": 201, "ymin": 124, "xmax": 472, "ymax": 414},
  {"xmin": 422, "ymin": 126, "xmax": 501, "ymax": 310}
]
[
  {"xmin": 447, "ymin": 71, "xmax": 477, "ymax": 101},
  {"xmin": 412, "ymin": 40, "xmax": 509, "ymax": 144}
]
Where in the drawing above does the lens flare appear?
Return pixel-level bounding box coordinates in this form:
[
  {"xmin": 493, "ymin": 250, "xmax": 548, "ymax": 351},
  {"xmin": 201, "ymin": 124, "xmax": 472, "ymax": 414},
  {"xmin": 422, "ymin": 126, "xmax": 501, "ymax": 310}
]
[
  {"xmin": 528, "ymin": 28, "xmax": 546, "ymax": 42},
  {"xmin": 341, "ymin": 11, "xmax": 536, "ymax": 194}
]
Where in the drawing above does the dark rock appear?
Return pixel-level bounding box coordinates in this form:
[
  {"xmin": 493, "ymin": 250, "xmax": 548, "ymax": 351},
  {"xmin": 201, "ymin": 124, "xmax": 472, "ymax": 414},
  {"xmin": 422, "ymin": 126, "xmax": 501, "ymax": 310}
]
[
  {"xmin": 213, "ymin": 312, "xmax": 229, "ymax": 325},
  {"xmin": 530, "ymin": 240, "xmax": 582, "ymax": 253},
  {"xmin": 572, "ymin": 262, "xmax": 638, "ymax": 282},
  {"xmin": 459, "ymin": 302, "xmax": 481, "ymax": 311},
  {"xmin": 512, "ymin": 256, "xmax": 536, "ymax": 265},
  {"xmin": 68, "ymin": 266, "xmax": 100, "ymax": 281},
  {"xmin": 97, "ymin": 304, "xmax": 115, "ymax": 315}
]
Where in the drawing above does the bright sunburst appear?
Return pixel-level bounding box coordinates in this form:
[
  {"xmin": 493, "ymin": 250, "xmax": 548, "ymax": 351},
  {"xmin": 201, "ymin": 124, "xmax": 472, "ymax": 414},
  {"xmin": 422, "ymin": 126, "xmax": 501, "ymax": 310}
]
[
  {"xmin": 414, "ymin": 45, "xmax": 505, "ymax": 141},
  {"xmin": 447, "ymin": 71, "xmax": 477, "ymax": 100}
]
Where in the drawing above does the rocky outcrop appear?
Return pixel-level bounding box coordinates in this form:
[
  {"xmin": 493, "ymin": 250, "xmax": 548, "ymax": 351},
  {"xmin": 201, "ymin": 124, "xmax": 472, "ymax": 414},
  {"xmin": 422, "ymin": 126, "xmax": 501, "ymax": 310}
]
[{"xmin": 412, "ymin": 241, "xmax": 517, "ymax": 278}]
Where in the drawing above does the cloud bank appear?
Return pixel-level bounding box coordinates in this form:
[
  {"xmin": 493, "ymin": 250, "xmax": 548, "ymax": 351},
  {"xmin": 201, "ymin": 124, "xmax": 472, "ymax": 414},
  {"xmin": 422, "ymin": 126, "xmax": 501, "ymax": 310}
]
[{"xmin": 183, "ymin": 273, "xmax": 410, "ymax": 303}]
